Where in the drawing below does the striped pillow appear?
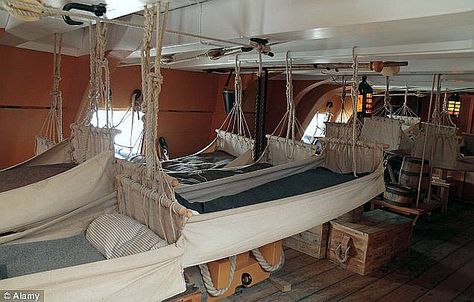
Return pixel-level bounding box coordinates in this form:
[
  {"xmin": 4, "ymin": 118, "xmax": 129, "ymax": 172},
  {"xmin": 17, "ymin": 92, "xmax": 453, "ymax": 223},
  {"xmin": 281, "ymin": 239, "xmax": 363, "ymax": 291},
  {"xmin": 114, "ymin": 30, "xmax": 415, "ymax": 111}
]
[{"xmin": 86, "ymin": 213, "xmax": 167, "ymax": 259}]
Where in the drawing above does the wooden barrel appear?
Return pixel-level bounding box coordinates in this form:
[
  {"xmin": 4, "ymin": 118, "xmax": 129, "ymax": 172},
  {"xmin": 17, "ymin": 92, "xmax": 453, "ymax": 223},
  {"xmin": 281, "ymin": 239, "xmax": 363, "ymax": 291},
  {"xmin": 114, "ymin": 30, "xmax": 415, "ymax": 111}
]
[
  {"xmin": 399, "ymin": 157, "xmax": 430, "ymax": 190},
  {"xmin": 384, "ymin": 184, "xmax": 415, "ymax": 206}
]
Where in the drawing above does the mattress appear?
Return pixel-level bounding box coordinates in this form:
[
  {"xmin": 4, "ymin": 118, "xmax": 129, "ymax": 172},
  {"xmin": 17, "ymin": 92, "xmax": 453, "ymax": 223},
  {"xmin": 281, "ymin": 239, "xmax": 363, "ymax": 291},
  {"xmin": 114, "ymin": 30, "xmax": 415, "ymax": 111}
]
[
  {"xmin": 0, "ymin": 163, "xmax": 77, "ymax": 193},
  {"xmin": 0, "ymin": 233, "xmax": 105, "ymax": 280},
  {"xmin": 176, "ymin": 167, "xmax": 361, "ymax": 213}
]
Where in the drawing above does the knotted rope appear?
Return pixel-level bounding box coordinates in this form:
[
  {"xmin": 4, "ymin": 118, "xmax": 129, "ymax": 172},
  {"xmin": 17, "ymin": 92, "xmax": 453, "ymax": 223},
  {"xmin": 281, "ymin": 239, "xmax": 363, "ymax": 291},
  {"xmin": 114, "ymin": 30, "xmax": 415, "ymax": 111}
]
[
  {"xmin": 37, "ymin": 33, "xmax": 63, "ymax": 147},
  {"xmin": 393, "ymin": 86, "xmax": 418, "ymax": 119},
  {"xmin": 271, "ymin": 51, "xmax": 305, "ymax": 159},
  {"xmin": 432, "ymin": 89, "xmax": 456, "ymax": 127},
  {"xmin": 218, "ymin": 55, "xmax": 252, "ymax": 138},
  {"xmin": 83, "ymin": 22, "xmax": 112, "ymax": 128}
]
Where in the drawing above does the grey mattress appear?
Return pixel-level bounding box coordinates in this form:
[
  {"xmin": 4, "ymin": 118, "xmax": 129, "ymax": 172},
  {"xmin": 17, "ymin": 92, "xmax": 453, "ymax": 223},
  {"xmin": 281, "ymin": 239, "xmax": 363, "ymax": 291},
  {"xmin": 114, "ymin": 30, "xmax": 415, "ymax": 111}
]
[
  {"xmin": 176, "ymin": 167, "xmax": 361, "ymax": 214},
  {"xmin": 0, "ymin": 233, "xmax": 105, "ymax": 280},
  {"xmin": 0, "ymin": 163, "xmax": 77, "ymax": 193}
]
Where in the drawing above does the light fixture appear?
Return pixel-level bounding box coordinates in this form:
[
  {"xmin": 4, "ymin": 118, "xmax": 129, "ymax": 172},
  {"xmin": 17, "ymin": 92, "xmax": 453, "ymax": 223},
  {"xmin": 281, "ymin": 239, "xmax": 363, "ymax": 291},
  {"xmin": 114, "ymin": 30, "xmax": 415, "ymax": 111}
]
[
  {"xmin": 358, "ymin": 75, "xmax": 374, "ymax": 116},
  {"xmin": 447, "ymin": 93, "xmax": 461, "ymax": 117}
]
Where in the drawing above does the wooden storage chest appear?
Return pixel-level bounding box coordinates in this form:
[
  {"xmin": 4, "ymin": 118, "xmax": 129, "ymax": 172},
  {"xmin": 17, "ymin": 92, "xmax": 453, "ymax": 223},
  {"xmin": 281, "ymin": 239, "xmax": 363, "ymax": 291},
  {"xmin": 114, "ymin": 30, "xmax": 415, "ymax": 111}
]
[
  {"xmin": 283, "ymin": 224, "xmax": 329, "ymax": 259},
  {"xmin": 328, "ymin": 209, "xmax": 413, "ymax": 275}
]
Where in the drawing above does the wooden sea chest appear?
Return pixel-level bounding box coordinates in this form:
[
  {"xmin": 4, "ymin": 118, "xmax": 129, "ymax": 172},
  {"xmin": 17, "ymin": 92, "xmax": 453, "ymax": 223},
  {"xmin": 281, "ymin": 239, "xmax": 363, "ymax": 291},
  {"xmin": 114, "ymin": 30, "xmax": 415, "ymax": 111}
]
[
  {"xmin": 283, "ymin": 224, "xmax": 329, "ymax": 259},
  {"xmin": 328, "ymin": 209, "xmax": 413, "ymax": 275}
]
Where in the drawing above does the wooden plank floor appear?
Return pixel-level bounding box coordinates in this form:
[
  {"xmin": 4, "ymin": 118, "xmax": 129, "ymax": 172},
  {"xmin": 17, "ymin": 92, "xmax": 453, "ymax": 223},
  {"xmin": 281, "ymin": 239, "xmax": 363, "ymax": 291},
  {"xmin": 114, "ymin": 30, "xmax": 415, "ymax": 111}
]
[{"xmin": 226, "ymin": 202, "xmax": 474, "ymax": 302}]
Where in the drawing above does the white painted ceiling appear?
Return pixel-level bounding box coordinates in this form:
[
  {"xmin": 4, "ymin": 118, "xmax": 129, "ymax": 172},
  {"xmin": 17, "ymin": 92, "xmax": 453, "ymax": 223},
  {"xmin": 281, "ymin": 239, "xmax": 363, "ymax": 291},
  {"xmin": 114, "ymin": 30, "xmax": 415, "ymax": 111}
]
[{"xmin": 1, "ymin": 0, "xmax": 474, "ymax": 90}]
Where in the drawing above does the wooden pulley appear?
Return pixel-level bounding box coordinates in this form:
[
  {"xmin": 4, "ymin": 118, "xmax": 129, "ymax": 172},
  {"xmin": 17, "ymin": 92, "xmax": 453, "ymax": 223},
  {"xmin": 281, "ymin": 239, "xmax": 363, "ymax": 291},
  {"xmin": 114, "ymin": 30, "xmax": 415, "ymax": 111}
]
[
  {"xmin": 369, "ymin": 61, "xmax": 384, "ymax": 73},
  {"xmin": 381, "ymin": 66, "xmax": 400, "ymax": 77},
  {"xmin": 2, "ymin": 0, "xmax": 43, "ymax": 22}
]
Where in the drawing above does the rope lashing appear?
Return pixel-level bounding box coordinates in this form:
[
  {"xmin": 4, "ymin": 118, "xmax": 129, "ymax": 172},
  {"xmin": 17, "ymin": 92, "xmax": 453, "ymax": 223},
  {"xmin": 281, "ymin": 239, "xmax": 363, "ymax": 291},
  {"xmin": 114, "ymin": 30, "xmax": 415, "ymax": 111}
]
[
  {"xmin": 251, "ymin": 247, "xmax": 285, "ymax": 272},
  {"xmin": 217, "ymin": 55, "xmax": 252, "ymax": 139},
  {"xmin": 83, "ymin": 21, "xmax": 112, "ymax": 127},
  {"xmin": 373, "ymin": 76, "xmax": 393, "ymax": 117},
  {"xmin": 199, "ymin": 255, "xmax": 237, "ymax": 297},
  {"xmin": 269, "ymin": 51, "xmax": 305, "ymax": 159},
  {"xmin": 38, "ymin": 33, "xmax": 63, "ymax": 148}
]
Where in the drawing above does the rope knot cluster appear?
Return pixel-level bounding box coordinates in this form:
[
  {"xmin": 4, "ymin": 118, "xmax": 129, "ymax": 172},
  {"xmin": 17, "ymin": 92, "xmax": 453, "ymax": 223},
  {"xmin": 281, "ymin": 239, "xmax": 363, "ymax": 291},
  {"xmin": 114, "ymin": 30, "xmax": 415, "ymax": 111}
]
[{"xmin": 149, "ymin": 73, "xmax": 164, "ymax": 86}]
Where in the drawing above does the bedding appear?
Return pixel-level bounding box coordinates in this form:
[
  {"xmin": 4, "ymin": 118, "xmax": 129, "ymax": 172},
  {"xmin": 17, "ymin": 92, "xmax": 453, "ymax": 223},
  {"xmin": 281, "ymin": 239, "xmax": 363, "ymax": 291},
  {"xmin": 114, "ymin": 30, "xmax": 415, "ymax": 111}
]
[
  {"xmin": 0, "ymin": 233, "xmax": 104, "ymax": 279},
  {"xmin": 168, "ymin": 162, "xmax": 272, "ymax": 185},
  {"xmin": 0, "ymin": 163, "xmax": 77, "ymax": 193},
  {"xmin": 176, "ymin": 167, "xmax": 362, "ymax": 213},
  {"xmin": 86, "ymin": 213, "xmax": 167, "ymax": 259},
  {"xmin": 162, "ymin": 151, "xmax": 236, "ymax": 172}
]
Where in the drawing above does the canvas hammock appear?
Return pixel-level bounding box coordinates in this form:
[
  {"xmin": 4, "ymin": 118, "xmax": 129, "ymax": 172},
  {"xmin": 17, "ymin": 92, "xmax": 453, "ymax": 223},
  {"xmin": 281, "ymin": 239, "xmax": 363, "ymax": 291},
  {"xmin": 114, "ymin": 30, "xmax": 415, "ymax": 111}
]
[
  {"xmin": 1, "ymin": 3, "xmax": 186, "ymax": 301},
  {"xmin": 410, "ymin": 122, "xmax": 464, "ymax": 170},
  {"xmin": 405, "ymin": 81, "xmax": 473, "ymax": 171},
  {"xmin": 163, "ymin": 55, "xmax": 254, "ymax": 169},
  {"xmin": 359, "ymin": 116, "xmax": 405, "ymax": 150}
]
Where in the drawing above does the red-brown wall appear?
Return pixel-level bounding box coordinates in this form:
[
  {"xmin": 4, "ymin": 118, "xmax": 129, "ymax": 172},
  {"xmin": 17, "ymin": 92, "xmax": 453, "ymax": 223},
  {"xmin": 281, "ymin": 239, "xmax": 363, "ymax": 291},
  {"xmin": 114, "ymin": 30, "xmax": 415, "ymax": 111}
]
[
  {"xmin": 0, "ymin": 45, "xmax": 223, "ymax": 167},
  {"xmin": 0, "ymin": 45, "xmax": 90, "ymax": 168},
  {"xmin": 111, "ymin": 66, "xmax": 221, "ymax": 158}
]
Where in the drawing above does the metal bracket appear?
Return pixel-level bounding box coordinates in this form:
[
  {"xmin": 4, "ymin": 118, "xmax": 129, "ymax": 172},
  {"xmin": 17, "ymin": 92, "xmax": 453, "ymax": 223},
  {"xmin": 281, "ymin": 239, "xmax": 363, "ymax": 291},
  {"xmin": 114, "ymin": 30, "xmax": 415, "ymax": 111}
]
[{"xmin": 63, "ymin": 3, "xmax": 107, "ymax": 26}]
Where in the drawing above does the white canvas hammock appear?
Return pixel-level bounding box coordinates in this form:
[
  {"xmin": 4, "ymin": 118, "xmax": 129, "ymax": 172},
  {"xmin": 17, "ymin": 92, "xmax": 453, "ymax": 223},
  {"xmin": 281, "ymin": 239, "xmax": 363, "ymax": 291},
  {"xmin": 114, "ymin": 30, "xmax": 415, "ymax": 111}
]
[
  {"xmin": 1, "ymin": 3, "xmax": 186, "ymax": 301},
  {"xmin": 162, "ymin": 56, "xmax": 254, "ymax": 169},
  {"xmin": 359, "ymin": 116, "xmax": 404, "ymax": 150},
  {"xmin": 411, "ymin": 123, "xmax": 462, "ymax": 170}
]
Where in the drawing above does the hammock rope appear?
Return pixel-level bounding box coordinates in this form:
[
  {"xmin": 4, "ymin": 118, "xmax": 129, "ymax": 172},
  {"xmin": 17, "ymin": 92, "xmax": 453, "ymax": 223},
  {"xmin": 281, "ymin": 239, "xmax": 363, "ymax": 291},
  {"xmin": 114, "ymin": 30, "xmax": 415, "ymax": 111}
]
[
  {"xmin": 199, "ymin": 255, "xmax": 237, "ymax": 297},
  {"xmin": 431, "ymin": 89, "xmax": 456, "ymax": 127},
  {"xmin": 393, "ymin": 86, "xmax": 418, "ymax": 118},
  {"xmin": 372, "ymin": 75, "xmax": 392, "ymax": 117},
  {"xmin": 37, "ymin": 33, "xmax": 63, "ymax": 150},
  {"xmin": 83, "ymin": 22, "xmax": 112, "ymax": 128},
  {"xmin": 270, "ymin": 52, "xmax": 304, "ymax": 158},
  {"xmin": 350, "ymin": 47, "xmax": 359, "ymax": 177},
  {"xmin": 218, "ymin": 55, "xmax": 252, "ymax": 138},
  {"xmin": 251, "ymin": 247, "xmax": 285, "ymax": 272}
]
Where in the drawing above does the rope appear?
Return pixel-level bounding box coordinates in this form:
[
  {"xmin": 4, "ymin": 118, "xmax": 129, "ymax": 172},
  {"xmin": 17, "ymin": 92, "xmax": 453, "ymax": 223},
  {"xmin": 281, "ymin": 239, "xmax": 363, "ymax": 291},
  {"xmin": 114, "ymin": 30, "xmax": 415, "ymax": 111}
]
[
  {"xmin": 199, "ymin": 255, "xmax": 237, "ymax": 297},
  {"xmin": 351, "ymin": 47, "xmax": 358, "ymax": 177},
  {"xmin": 83, "ymin": 22, "xmax": 111, "ymax": 127},
  {"xmin": 251, "ymin": 248, "xmax": 285, "ymax": 272},
  {"xmin": 416, "ymin": 74, "xmax": 437, "ymax": 207},
  {"xmin": 373, "ymin": 76, "xmax": 393, "ymax": 117},
  {"xmin": 37, "ymin": 33, "xmax": 63, "ymax": 147},
  {"xmin": 269, "ymin": 52, "xmax": 305, "ymax": 159},
  {"xmin": 393, "ymin": 86, "xmax": 418, "ymax": 118},
  {"xmin": 335, "ymin": 243, "xmax": 350, "ymax": 263},
  {"xmin": 3, "ymin": 0, "xmax": 248, "ymax": 46},
  {"xmin": 218, "ymin": 55, "xmax": 252, "ymax": 139}
]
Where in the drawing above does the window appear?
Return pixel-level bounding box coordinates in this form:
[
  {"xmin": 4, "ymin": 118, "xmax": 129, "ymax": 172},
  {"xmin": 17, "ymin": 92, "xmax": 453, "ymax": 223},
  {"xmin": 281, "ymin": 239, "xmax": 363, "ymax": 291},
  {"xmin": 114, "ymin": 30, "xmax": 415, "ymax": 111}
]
[
  {"xmin": 91, "ymin": 109, "xmax": 143, "ymax": 158},
  {"xmin": 302, "ymin": 112, "xmax": 330, "ymax": 143}
]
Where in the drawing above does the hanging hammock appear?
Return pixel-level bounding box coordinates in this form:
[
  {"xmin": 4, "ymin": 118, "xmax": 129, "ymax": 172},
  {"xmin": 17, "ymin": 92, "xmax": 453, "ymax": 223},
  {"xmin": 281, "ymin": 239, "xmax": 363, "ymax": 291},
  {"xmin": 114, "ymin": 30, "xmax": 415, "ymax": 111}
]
[
  {"xmin": 390, "ymin": 87, "xmax": 421, "ymax": 129},
  {"xmin": 160, "ymin": 55, "xmax": 255, "ymax": 173}
]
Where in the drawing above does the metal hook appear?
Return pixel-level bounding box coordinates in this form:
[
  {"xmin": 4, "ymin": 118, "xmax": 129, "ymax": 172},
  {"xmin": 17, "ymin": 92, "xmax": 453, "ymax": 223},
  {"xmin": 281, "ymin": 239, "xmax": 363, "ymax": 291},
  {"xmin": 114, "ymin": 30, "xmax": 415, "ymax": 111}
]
[{"xmin": 63, "ymin": 3, "xmax": 107, "ymax": 26}]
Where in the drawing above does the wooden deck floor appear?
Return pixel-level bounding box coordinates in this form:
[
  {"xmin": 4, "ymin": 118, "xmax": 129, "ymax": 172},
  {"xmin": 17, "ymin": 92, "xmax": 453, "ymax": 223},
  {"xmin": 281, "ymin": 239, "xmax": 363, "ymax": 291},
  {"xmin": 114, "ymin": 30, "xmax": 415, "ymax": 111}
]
[{"xmin": 226, "ymin": 202, "xmax": 474, "ymax": 302}]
